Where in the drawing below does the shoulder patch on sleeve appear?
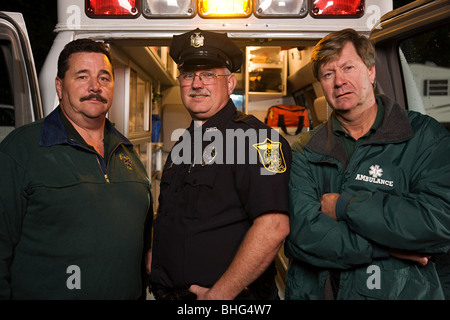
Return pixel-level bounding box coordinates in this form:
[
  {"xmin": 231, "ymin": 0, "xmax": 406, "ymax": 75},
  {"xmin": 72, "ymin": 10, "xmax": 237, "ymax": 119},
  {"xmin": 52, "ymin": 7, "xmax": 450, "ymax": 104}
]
[{"xmin": 252, "ymin": 138, "xmax": 287, "ymax": 174}]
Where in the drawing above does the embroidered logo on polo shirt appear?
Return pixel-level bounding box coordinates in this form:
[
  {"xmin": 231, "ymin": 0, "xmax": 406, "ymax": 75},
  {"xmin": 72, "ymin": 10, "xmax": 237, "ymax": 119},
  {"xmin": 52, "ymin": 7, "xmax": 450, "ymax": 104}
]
[
  {"xmin": 119, "ymin": 154, "xmax": 133, "ymax": 170},
  {"xmin": 253, "ymin": 138, "xmax": 286, "ymax": 174},
  {"xmin": 355, "ymin": 164, "xmax": 394, "ymax": 187}
]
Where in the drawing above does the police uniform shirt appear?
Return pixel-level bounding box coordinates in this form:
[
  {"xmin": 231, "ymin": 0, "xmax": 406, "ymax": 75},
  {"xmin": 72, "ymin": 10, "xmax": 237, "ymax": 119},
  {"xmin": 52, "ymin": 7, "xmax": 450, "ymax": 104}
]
[{"xmin": 151, "ymin": 99, "xmax": 292, "ymax": 289}]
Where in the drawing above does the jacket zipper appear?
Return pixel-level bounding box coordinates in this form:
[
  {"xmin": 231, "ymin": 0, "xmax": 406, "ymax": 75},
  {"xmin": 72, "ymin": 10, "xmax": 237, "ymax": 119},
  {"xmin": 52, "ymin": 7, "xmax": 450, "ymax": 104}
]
[
  {"xmin": 95, "ymin": 156, "xmax": 110, "ymax": 183},
  {"xmin": 101, "ymin": 143, "xmax": 121, "ymax": 183},
  {"xmin": 68, "ymin": 138, "xmax": 121, "ymax": 183}
]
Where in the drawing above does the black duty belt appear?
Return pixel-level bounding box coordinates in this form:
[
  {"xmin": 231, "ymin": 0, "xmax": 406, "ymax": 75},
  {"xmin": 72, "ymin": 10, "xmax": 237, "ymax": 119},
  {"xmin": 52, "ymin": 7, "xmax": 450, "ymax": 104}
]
[
  {"xmin": 150, "ymin": 263, "xmax": 278, "ymax": 300},
  {"xmin": 151, "ymin": 286, "xmax": 197, "ymax": 300}
]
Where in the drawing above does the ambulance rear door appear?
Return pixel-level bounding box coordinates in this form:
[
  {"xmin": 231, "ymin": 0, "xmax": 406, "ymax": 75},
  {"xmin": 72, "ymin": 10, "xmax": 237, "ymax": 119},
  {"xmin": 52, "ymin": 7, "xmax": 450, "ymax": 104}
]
[{"xmin": 0, "ymin": 11, "xmax": 43, "ymax": 142}]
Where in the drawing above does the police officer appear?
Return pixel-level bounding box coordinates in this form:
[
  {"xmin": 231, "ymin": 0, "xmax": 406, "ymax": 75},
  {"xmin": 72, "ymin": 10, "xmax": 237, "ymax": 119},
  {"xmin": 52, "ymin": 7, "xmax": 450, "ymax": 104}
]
[{"xmin": 148, "ymin": 28, "xmax": 291, "ymax": 300}]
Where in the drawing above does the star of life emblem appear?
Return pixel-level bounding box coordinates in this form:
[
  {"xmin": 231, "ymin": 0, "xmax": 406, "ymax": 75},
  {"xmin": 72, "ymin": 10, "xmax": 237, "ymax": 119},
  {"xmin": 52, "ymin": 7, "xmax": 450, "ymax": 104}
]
[
  {"xmin": 369, "ymin": 165, "xmax": 383, "ymax": 178},
  {"xmin": 190, "ymin": 32, "xmax": 204, "ymax": 48}
]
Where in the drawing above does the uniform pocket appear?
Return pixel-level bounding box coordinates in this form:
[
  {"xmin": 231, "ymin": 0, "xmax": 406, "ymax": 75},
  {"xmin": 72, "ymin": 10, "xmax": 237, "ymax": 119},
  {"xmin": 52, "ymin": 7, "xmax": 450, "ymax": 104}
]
[
  {"xmin": 285, "ymin": 260, "xmax": 323, "ymax": 300},
  {"xmin": 184, "ymin": 165, "xmax": 217, "ymax": 188},
  {"xmin": 183, "ymin": 165, "xmax": 218, "ymax": 218},
  {"xmin": 351, "ymin": 261, "xmax": 441, "ymax": 300}
]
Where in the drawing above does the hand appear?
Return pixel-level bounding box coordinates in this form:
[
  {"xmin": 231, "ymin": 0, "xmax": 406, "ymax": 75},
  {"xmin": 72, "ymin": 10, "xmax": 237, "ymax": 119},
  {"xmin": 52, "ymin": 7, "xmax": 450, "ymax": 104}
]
[
  {"xmin": 145, "ymin": 249, "xmax": 152, "ymax": 275},
  {"xmin": 320, "ymin": 193, "xmax": 340, "ymax": 220},
  {"xmin": 189, "ymin": 284, "xmax": 234, "ymax": 300},
  {"xmin": 189, "ymin": 284, "xmax": 208, "ymax": 300},
  {"xmin": 389, "ymin": 248, "xmax": 431, "ymax": 266}
]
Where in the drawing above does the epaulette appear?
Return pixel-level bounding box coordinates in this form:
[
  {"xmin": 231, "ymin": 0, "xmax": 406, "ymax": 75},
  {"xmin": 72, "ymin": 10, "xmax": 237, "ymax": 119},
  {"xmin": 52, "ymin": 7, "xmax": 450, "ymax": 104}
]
[{"xmin": 233, "ymin": 110, "xmax": 260, "ymax": 129}]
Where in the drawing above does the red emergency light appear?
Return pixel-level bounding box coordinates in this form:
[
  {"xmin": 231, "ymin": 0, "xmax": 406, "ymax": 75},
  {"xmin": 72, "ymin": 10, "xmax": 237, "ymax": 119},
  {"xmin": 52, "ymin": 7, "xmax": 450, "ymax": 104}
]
[
  {"xmin": 86, "ymin": 0, "xmax": 140, "ymax": 18},
  {"xmin": 310, "ymin": 0, "xmax": 365, "ymax": 17}
]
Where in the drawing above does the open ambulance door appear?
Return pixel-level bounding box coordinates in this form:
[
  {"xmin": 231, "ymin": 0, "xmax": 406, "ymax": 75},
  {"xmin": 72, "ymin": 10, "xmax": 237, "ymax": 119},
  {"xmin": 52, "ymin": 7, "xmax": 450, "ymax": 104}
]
[{"xmin": 371, "ymin": 0, "xmax": 450, "ymax": 131}]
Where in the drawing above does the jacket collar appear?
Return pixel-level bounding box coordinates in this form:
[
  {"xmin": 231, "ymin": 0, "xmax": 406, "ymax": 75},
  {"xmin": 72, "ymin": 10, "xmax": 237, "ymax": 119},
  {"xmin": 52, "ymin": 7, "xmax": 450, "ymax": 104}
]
[
  {"xmin": 39, "ymin": 106, "xmax": 133, "ymax": 149},
  {"xmin": 305, "ymin": 94, "xmax": 413, "ymax": 167},
  {"xmin": 369, "ymin": 95, "xmax": 414, "ymax": 143}
]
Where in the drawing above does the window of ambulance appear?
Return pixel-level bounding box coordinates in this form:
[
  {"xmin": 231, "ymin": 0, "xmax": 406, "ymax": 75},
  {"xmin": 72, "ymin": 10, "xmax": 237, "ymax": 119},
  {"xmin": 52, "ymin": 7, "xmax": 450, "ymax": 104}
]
[
  {"xmin": 399, "ymin": 24, "xmax": 450, "ymax": 131},
  {"xmin": 0, "ymin": 45, "xmax": 15, "ymax": 141},
  {"xmin": 371, "ymin": 0, "xmax": 449, "ymax": 132}
]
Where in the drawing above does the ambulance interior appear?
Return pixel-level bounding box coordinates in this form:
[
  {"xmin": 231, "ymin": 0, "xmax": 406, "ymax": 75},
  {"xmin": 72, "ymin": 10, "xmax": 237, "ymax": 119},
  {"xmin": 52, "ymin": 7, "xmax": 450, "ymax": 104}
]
[
  {"xmin": 110, "ymin": 39, "xmax": 328, "ymax": 158},
  {"xmin": 112, "ymin": 43, "xmax": 323, "ymax": 164}
]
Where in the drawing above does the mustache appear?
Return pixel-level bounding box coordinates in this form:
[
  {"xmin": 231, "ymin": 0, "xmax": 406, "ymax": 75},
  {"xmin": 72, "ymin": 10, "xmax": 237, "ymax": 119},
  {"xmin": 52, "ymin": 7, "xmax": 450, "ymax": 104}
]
[
  {"xmin": 80, "ymin": 93, "xmax": 107, "ymax": 103},
  {"xmin": 188, "ymin": 90, "xmax": 210, "ymax": 97}
]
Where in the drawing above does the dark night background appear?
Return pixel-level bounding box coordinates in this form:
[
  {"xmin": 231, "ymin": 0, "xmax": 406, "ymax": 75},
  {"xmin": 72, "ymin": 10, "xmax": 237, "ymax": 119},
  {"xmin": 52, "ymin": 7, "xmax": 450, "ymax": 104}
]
[
  {"xmin": 1, "ymin": 0, "xmax": 57, "ymax": 74},
  {"xmin": 1, "ymin": 0, "xmax": 415, "ymax": 76}
]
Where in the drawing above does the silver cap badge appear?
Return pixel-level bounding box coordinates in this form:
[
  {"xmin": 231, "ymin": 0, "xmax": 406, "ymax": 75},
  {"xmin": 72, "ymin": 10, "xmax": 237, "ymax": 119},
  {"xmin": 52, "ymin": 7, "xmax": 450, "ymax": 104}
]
[{"xmin": 190, "ymin": 32, "xmax": 204, "ymax": 48}]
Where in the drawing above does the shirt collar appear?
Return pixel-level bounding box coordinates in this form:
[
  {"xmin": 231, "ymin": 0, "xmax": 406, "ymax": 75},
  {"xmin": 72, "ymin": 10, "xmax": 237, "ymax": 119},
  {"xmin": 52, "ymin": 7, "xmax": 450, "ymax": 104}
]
[
  {"xmin": 187, "ymin": 99, "xmax": 236, "ymax": 134},
  {"xmin": 39, "ymin": 106, "xmax": 133, "ymax": 149},
  {"xmin": 332, "ymin": 96, "xmax": 385, "ymax": 138}
]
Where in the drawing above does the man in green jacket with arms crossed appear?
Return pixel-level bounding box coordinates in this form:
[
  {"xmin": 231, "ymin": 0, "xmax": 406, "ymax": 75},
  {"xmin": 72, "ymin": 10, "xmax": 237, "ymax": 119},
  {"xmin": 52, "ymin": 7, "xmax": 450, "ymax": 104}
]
[{"xmin": 285, "ymin": 28, "xmax": 450, "ymax": 300}]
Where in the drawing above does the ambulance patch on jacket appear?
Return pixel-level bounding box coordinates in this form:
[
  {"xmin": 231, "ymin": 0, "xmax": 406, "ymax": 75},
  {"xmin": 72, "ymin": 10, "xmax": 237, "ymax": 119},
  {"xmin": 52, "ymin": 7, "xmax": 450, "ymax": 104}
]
[
  {"xmin": 355, "ymin": 164, "xmax": 394, "ymax": 187},
  {"xmin": 253, "ymin": 138, "xmax": 287, "ymax": 174}
]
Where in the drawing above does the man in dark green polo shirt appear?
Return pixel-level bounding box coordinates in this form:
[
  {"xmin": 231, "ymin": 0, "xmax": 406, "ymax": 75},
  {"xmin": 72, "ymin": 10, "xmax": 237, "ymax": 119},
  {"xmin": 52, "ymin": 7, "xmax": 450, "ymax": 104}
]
[{"xmin": 0, "ymin": 39, "xmax": 152, "ymax": 299}]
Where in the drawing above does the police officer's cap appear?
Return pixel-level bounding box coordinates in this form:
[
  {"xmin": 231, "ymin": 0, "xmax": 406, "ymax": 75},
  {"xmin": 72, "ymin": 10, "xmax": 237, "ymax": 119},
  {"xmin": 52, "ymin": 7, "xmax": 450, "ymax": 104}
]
[{"xmin": 170, "ymin": 28, "xmax": 242, "ymax": 73}]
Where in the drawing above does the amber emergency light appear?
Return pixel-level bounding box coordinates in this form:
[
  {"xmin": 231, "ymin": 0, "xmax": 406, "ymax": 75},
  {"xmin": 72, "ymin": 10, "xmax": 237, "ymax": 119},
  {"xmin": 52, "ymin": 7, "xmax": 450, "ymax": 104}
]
[{"xmin": 199, "ymin": 0, "xmax": 252, "ymax": 18}]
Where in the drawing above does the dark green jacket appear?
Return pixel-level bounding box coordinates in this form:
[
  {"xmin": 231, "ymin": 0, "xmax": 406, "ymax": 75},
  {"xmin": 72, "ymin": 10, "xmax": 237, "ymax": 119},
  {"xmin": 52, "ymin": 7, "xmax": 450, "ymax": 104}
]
[
  {"xmin": 0, "ymin": 107, "xmax": 152, "ymax": 299},
  {"xmin": 285, "ymin": 95, "xmax": 450, "ymax": 300}
]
